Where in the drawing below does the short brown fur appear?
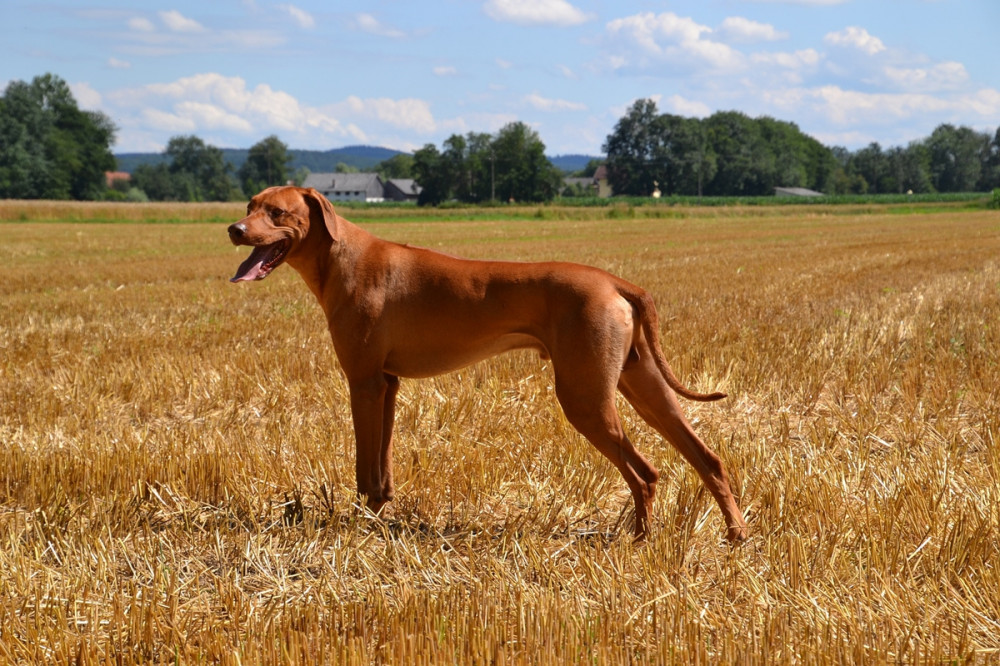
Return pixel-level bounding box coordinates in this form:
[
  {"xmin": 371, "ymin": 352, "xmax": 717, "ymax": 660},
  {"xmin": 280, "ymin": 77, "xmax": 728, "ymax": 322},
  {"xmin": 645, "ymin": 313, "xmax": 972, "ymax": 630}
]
[{"xmin": 228, "ymin": 186, "xmax": 747, "ymax": 541}]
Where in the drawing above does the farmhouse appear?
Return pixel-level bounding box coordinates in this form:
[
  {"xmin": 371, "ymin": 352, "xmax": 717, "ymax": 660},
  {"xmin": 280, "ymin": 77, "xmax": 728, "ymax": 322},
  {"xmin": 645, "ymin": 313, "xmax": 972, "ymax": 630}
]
[
  {"xmin": 303, "ymin": 172, "xmax": 386, "ymax": 203},
  {"xmin": 384, "ymin": 178, "xmax": 422, "ymax": 202},
  {"xmin": 303, "ymin": 172, "xmax": 424, "ymax": 203},
  {"xmin": 592, "ymin": 165, "xmax": 612, "ymax": 197}
]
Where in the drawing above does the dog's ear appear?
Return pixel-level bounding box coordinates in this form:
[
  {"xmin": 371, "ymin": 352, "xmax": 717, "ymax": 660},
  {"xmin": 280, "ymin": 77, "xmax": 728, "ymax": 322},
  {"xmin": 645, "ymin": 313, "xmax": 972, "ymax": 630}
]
[{"xmin": 302, "ymin": 187, "xmax": 340, "ymax": 243}]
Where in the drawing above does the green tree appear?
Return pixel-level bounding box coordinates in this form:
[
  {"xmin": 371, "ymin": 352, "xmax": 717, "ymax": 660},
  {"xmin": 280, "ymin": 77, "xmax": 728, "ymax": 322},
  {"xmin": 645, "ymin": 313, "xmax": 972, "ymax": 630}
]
[
  {"xmin": 490, "ymin": 122, "xmax": 562, "ymax": 202},
  {"xmin": 603, "ymin": 98, "xmax": 660, "ymax": 196},
  {"xmin": 980, "ymin": 127, "xmax": 1000, "ymax": 191},
  {"xmin": 413, "ymin": 125, "xmax": 561, "ymax": 205},
  {"xmin": 132, "ymin": 135, "xmax": 238, "ymax": 201},
  {"xmin": 166, "ymin": 135, "xmax": 237, "ymax": 201},
  {"xmin": 924, "ymin": 124, "xmax": 985, "ymax": 192},
  {"xmin": 375, "ymin": 153, "xmax": 415, "ymax": 180},
  {"xmin": 573, "ymin": 159, "xmax": 604, "ymax": 178},
  {"xmin": 238, "ymin": 135, "xmax": 292, "ymax": 195},
  {"xmin": 412, "ymin": 143, "xmax": 450, "ymax": 206},
  {"xmin": 704, "ymin": 111, "xmax": 760, "ymax": 196},
  {"xmin": 0, "ymin": 73, "xmax": 116, "ymax": 200}
]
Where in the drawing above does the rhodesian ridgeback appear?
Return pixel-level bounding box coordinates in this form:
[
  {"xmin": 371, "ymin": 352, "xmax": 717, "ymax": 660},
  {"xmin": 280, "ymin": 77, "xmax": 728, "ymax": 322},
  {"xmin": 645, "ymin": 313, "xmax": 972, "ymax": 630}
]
[{"xmin": 228, "ymin": 186, "xmax": 747, "ymax": 541}]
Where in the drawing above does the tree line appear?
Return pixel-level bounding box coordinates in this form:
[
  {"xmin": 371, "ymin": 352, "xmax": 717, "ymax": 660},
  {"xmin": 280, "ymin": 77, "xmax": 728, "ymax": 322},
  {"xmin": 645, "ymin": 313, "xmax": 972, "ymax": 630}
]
[
  {"xmin": 604, "ymin": 99, "xmax": 1000, "ymax": 197},
  {"xmin": 3, "ymin": 74, "xmax": 1000, "ymax": 202}
]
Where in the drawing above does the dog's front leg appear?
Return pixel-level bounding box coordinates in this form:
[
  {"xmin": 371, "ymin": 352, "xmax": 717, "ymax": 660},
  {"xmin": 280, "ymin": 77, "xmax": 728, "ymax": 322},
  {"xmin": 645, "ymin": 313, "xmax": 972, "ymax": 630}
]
[{"xmin": 348, "ymin": 373, "xmax": 397, "ymax": 513}]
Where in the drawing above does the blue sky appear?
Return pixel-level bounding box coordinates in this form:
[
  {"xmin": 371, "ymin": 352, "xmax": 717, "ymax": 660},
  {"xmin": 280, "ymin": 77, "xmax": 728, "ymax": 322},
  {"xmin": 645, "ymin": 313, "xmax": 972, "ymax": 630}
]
[{"xmin": 4, "ymin": 1, "xmax": 998, "ymax": 156}]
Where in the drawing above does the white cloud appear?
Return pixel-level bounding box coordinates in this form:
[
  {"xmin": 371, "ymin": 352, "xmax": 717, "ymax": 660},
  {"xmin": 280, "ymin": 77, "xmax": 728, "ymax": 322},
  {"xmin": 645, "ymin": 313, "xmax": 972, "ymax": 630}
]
[
  {"xmin": 524, "ymin": 93, "xmax": 587, "ymax": 112},
  {"xmin": 883, "ymin": 61, "xmax": 969, "ymax": 93},
  {"xmin": 278, "ymin": 4, "xmax": 315, "ymax": 29},
  {"xmin": 104, "ymin": 73, "xmax": 450, "ymax": 150},
  {"xmin": 439, "ymin": 112, "xmax": 520, "ymax": 136},
  {"xmin": 664, "ymin": 95, "xmax": 711, "ymax": 118},
  {"xmin": 354, "ymin": 13, "xmax": 405, "ymax": 38},
  {"xmin": 159, "ymin": 10, "xmax": 205, "ymax": 33},
  {"xmin": 496, "ymin": 58, "xmax": 513, "ymax": 69},
  {"xmin": 128, "ymin": 16, "xmax": 155, "ymax": 32},
  {"xmin": 338, "ymin": 96, "xmax": 437, "ymax": 133},
  {"xmin": 108, "ymin": 57, "xmax": 131, "ymax": 69},
  {"xmin": 717, "ymin": 17, "xmax": 787, "ymax": 43},
  {"xmin": 141, "ymin": 107, "xmax": 197, "ymax": 133},
  {"xmin": 555, "ymin": 64, "xmax": 576, "ymax": 79},
  {"xmin": 175, "ymin": 101, "xmax": 254, "ymax": 132},
  {"xmin": 605, "ymin": 12, "xmax": 744, "ymax": 71},
  {"xmin": 483, "ymin": 0, "xmax": 592, "ymax": 26},
  {"xmin": 70, "ymin": 82, "xmax": 102, "ymax": 109},
  {"xmin": 966, "ymin": 88, "xmax": 1000, "ymax": 117},
  {"xmin": 433, "ymin": 66, "xmax": 458, "ymax": 77},
  {"xmin": 752, "ymin": 48, "xmax": 821, "ymax": 70},
  {"xmin": 824, "ymin": 26, "xmax": 885, "ymax": 55}
]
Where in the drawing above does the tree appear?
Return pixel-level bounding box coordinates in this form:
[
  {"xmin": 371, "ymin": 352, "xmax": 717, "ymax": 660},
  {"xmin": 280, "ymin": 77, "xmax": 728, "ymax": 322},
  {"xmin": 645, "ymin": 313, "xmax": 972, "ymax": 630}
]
[
  {"xmin": 980, "ymin": 127, "xmax": 1000, "ymax": 192},
  {"xmin": 703, "ymin": 111, "xmax": 759, "ymax": 196},
  {"xmin": 603, "ymin": 98, "xmax": 660, "ymax": 196},
  {"xmin": 166, "ymin": 135, "xmax": 237, "ymax": 201},
  {"xmin": 490, "ymin": 122, "xmax": 562, "ymax": 202},
  {"xmin": 412, "ymin": 143, "xmax": 450, "ymax": 206},
  {"xmin": 924, "ymin": 124, "xmax": 985, "ymax": 192},
  {"xmin": 851, "ymin": 142, "xmax": 887, "ymax": 194},
  {"xmin": 375, "ymin": 153, "xmax": 415, "ymax": 180},
  {"xmin": 0, "ymin": 73, "xmax": 116, "ymax": 200},
  {"xmin": 412, "ymin": 124, "xmax": 561, "ymax": 205},
  {"xmin": 573, "ymin": 159, "xmax": 604, "ymax": 178},
  {"xmin": 132, "ymin": 135, "xmax": 238, "ymax": 201},
  {"xmin": 238, "ymin": 135, "xmax": 292, "ymax": 195}
]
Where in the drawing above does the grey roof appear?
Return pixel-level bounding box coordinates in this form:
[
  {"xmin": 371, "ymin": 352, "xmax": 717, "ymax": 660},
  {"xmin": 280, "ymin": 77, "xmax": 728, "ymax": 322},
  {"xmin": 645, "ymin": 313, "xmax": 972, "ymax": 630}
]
[
  {"xmin": 386, "ymin": 178, "xmax": 421, "ymax": 195},
  {"xmin": 774, "ymin": 187, "xmax": 823, "ymax": 197},
  {"xmin": 303, "ymin": 172, "xmax": 384, "ymax": 197}
]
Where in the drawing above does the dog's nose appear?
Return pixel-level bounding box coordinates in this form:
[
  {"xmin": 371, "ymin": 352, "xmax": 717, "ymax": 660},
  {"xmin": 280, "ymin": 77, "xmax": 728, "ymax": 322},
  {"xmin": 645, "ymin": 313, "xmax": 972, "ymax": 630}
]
[{"xmin": 228, "ymin": 222, "xmax": 247, "ymax": 243}]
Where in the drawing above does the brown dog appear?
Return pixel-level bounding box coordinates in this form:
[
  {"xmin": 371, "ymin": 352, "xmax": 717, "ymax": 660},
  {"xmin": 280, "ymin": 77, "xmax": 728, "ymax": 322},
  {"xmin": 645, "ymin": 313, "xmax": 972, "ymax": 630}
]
[{"xmin": 228, "ymin": 186, "xmax": 748, "ymax": 541}]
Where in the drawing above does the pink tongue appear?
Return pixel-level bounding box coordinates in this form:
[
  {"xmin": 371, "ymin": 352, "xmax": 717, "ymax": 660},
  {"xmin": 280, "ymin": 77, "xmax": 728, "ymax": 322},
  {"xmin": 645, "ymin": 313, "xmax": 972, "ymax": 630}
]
[{"xmin": 231, "ymin": 246, "xmax": 271, "ymax": 282}]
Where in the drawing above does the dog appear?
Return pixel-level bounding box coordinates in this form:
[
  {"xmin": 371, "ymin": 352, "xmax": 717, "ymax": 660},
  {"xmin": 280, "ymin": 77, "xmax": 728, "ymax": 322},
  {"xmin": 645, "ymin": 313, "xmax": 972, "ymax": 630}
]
[{"xmin": 228, "ymin": 186, "xmax": 748, "ymax": 541}]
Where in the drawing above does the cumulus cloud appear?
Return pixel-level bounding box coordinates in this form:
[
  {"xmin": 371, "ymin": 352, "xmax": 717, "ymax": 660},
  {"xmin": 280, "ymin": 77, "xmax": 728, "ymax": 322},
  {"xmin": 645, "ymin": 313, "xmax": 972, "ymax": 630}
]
[
  {"xmin": 663, "ymin": 95, "xmax": 711, "ymax": 118},
  {"xmin": 354, "ymin": 13, "xmax": 405, "ymax": 38},
  {"xmin": 605, "ymin": 12, "xmax": 744, "ymax": 72},
  {"xmin": 752, "ymin": 49, "xmax": 820, "ymax": 69},
  {"xmin": 128, "ymin": 17, "xmax": 155, "ymax": 32},
  {"xmin": 883, "ymin": 61, "xmax": 969, "ymax": 93},
  {"xmin": 70, "ymin": 82, "xmax": 102, "ymax": 109},
  {"xmin": 278, "ymin": 4, "xmax": 315, "ymax": 29},
  {"xmin": 524, "ymin": 93, "xmax": 587, "ymax": 112},
  {"xmin": 824, "ymin": 26, "xmax": 885, "ymax": 55},
  {"xmin": 717, "ymin": 17, "xmax": 787, "ymax": 43},
  {"xmin": 338, "ymin": 96, "xmax": 437, "ymax": 133},
  {"xmin": 107, "ymin": 57, "xmax": 131, "ymax": 69},
  {"xmin": 159, "ymin": 10, "xmax": 205, "ymax": 33},
  {"xmin": 433, "ymin": 66, "xmax": 458, "ymax": 77},
  {"xmin": 483, "ymin": 0, "xmax": 592, "ymax": 26},
  {"xmin": 106, "ymin": 73, "xmax": 437, "ymax": 149}
]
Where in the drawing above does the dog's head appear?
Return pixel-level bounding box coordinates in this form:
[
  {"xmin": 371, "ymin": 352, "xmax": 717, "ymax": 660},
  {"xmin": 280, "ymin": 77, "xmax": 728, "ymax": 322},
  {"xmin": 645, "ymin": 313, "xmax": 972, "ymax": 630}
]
[{"xmin": 228, "ymin": 186, "xmax": 339, "ymax": 283}]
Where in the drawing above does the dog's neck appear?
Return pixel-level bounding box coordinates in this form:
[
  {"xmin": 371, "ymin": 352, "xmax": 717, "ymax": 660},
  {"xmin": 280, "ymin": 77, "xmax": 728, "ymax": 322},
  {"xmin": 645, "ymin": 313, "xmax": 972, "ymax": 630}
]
[{"xmin": 288, "ymin": 217, "xmax": 371, "ymax": 318}]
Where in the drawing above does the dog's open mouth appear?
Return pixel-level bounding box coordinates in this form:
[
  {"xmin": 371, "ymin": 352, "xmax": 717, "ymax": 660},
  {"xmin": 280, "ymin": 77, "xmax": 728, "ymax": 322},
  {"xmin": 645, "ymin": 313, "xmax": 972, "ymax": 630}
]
[{"xmin": 230, "ymin": 240, "xmax": 290, "ymax": 282}]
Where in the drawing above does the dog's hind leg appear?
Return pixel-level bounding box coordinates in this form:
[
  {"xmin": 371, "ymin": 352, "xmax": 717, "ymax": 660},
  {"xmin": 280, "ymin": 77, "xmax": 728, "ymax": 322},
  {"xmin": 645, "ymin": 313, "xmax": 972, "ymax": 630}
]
[{"xmin": 618, "ymin": 341, "xmax": 747, "ymax": 542}]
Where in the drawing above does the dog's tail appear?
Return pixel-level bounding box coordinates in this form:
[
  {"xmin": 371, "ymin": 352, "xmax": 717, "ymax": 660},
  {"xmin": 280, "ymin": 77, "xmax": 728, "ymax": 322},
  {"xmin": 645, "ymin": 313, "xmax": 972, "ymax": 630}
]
[{"xmin": 619, "ymin": 284, "xmax": 727, "ymax": 402}]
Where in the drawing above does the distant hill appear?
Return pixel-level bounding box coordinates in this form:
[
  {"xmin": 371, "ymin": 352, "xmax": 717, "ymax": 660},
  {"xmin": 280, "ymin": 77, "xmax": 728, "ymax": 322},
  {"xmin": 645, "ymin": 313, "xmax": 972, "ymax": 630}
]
[
  {"xmin": 114, "ymin": 145, "xmax": 408, "ymax": 175},
  {"xmin": 549, "ymin": 154, "xmax": 602, "ymax": 174},
  {"xmin": 115, "ymin": 145, "xmax": 603, "ymax": 175}
]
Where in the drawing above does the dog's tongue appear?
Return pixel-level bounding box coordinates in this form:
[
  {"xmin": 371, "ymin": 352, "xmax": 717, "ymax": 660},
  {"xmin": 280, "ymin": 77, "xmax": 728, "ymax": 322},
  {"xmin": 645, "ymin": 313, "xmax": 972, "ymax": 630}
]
[{"xmin": 231, "ymin": 245, "xmax": 273, "ymax": 283}]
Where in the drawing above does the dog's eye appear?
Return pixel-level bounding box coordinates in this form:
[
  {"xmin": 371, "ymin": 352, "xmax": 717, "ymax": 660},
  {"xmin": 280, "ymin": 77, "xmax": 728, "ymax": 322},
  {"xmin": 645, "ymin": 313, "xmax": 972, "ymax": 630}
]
[{"xmin": 272, "ymin": 207, "xmax": 286, "ymax": 217}]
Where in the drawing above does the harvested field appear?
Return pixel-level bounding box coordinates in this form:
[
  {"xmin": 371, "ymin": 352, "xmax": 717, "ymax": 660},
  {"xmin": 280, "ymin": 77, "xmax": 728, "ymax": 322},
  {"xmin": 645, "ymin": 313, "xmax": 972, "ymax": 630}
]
[{"xmin": 1, "ymin": 202, "xmax": 999, "ymax": 663}]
